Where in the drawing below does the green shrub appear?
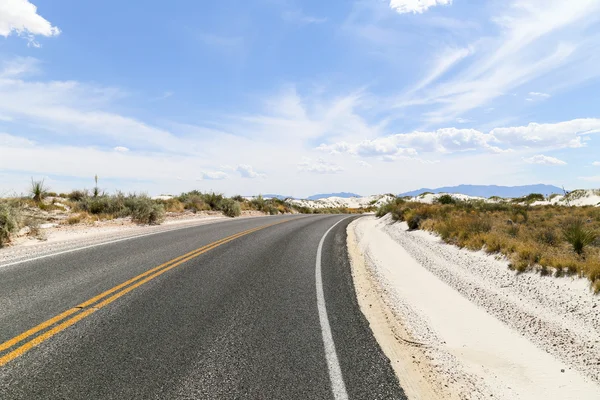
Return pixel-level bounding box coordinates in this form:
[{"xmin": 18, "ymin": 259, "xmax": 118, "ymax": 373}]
[
  {"xmin": 436, "ymin": 194, "xmax": 456, "ymax": 205},
  {"xmin": 251, "ymin": 195, "xmax": 266, "ymax": 212},
  {"xmin": 129, "ymin": 196, "xmax": 165, "ymax": 224},
  {"xmin": 69, "ymin": 190, "xmax": 88, "ymax": 201},
  {"xmin": 221, "ymin": 199, "xmax": 241, "ymax": 217},
  {"xmin": 182, "ymin": 195, "xmax": 208, "ymax": 213},
  {"xmin": 562, "ymin": 219, "xmax": 596, "ymax": 255},
  {"xmin": 405, "ymin": 211, "xmax": 421, "ymax": 230},
  {"xmin": 0, "ymin": 202, "xmax": 22, "ymax": 247}
]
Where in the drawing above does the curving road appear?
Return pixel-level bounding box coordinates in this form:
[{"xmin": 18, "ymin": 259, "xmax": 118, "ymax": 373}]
[{"xmin": 0, "ymin": 215, "xmax": 405, "ymax": 399}]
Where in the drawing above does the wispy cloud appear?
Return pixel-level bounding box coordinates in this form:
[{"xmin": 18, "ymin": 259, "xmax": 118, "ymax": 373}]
[
  {"xmin": 298, "ymin": 157, "xmax": 343, "ymax": 174},
  {"xmin": 389, "ymin": 0, "xmax": 452, "ymax": 15},
  {"xmin": 237, "ymin": 164, "xmax": 266, "ymax": 179},
  {"xmin": 523, "ymin": 155, "xmax": 567, "ymax": 166},
  {"xmin": 199, "ymin": 171, "xmax": 228, "ymax": 180},
  {"xmin": 395, "ymin": 0, "xmax": 600, "ymax": 123}
]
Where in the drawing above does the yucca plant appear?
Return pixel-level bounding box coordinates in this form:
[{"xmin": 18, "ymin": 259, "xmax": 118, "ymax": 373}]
[
  {"xmin": 562, "ymin": 219, "xmax": 596, "ymax": 256},
  {"xmin": 30, "ymin": 179, "xmax": 49, "ymax": 203}
]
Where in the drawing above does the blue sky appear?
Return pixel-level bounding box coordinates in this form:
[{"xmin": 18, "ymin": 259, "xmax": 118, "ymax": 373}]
[{"xmin": 1, "ymin": 0, "xmax": 600, "ymax": 197}]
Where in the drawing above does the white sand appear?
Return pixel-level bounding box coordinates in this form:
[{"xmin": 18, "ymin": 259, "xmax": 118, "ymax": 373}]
[
  {"xmin": 350, "ymin": 215, "xmax": 600, "ymax": 400},
  {"xmin": 289, "ymin": 194, "xmax": 395, "ymax": 209}
]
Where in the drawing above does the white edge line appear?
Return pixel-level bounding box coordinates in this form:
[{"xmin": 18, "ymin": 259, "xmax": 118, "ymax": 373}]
[
  {"xmin": 316, "ymin": 216, "xmax": 353, "ymax": 400},
  {"xmin": 0, "ymin": 216, "xmax": 275, "ymax": 269}
]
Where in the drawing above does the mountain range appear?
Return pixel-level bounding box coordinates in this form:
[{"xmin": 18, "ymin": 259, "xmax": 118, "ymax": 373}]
[{"xmin": 399, "ymin": 184, "xmax": 564, "ymax": 198}]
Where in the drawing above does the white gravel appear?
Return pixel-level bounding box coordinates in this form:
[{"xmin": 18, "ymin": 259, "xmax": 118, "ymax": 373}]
[{"xmin": 351, "ymin": 215, "xmax": 600, "ymax": 400}]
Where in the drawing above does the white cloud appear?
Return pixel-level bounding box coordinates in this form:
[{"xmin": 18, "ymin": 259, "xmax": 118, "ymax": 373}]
[
  {"xmin": 357, "ymin": 160, "xmax": 373, "ymax": 168},
  {"xmin": 389, "ymin": 0, "xmax": 452, "ymax": 15},
  {"xmin": 529, "ymin": 92, "xmax": 551, "ymax": 98},
  {"xmin": 408, "ymin": 47, "xmax": 472, "ymax": 95},
  {"xmin": 318, "ymin": 118, "xmax": 600, "ymax": 158},
  {"xmin": 592, "ymin": 161, "xmax": 600, "ymax": 166},
  {"xmin": 0, "ymin": 132, "xmax": 35, "ymax": 147},
  {"xmin": 298, "ymin": 158, "xmax": 343, "ymax": 174},
  {"xmin": 523, "ymin": 155, "xmax": 566, "ymax": 166},
  {"xmin": 236, "ymin": 164, "xmax": 266, "ymax": 179},
  {"xmin": 0, "ymin": 0, "xmax": 60, "ymax": 45},
  {"xmin": 397, "ymin": 0, "xmax": 600, "ymax": 122},
  {"xmin": 113, "ymin": 146, "xmax": 129, "ymax": 152},
  {"xmin": 0, "ymin": 57, "xmax": 39, "ymax": 78},
  {"xmin": 490, "ymin": 118, "xmax": 600, "ymax": 149},
  {"xmin": 199, "ymin": 171, "xmax": 228, "ymax": 180},
  {"xmin": 456, "ymin": 118, "xmax": 471, "ymax": 124}
]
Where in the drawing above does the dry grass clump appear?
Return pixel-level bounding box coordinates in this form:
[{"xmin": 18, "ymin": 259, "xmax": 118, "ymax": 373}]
[
  {"xmin": 0, "ymin": 201, "xmax": 22, "ymax": 247},
  {"xmin": 377, "ymin": 198, "xmax": 600, "ymax": 292}
]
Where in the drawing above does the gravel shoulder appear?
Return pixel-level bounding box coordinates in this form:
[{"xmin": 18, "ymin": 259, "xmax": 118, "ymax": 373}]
[{"xmin": 349, "ymin": 215, "xmax": 600, "ymax": 400}]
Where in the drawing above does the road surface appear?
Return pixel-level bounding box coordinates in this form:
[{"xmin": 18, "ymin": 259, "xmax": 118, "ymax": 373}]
[{"xmin": 0, "ymin": 214, "xmax": 405, "ymax": 399}]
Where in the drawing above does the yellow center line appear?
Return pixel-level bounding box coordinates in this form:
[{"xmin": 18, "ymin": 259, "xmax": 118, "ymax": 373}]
[
  {"xmin": 0, "ymin": 218, "xmax": 292, "ymax": 366},
  {"xmin": 0, "ymin": 224, "xmax": 264, "ymax": 354}
]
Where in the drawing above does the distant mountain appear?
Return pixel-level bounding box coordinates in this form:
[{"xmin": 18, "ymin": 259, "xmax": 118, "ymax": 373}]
[
  {"xmin": 399, "ymin": 184, "xmax": 564, "ymax": 198},
  {"xmin": 307, "ymin": 192, "xmax": 361, "ymax": 200}
]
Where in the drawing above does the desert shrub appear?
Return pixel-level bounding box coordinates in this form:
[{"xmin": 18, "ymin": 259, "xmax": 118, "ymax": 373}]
[
  {"xmin": 158, "ymin": 198, "xmax": 185, "ymax": 212},
  {"xmin": 436, "ymin": 194, "xmax": 456, "ymax": 205},
  {"xmin": 182, "ymin": 195, "xmax": 208, "ymax": 213},
  {"xmin": 562, "ymin": 219, "xmax": 596, "ymax": 255},
  {"xmin": 69, "ymin": 190, "xmax": 88, "ymax": 201},
  {"xmin": 405, "ymin": 211, "xmax": 421, "ymax": 230},
  {"xmin": 511, "ymin": 207, "xmax": 529, "ymax": 223},
  {"xmin": 507, "ymin": 224, "xmax": 520, "ymax": 238},
  {"xmin": 264, "ymin": 205, "xmax": 279, "ymax": 215},
  {"xmin": 0, "ymin": 202, "xmax": 22, "ymax": 247},
  {"xmin": 129, "ymin": 196, "xmax": 165, "ymax": 224},
  {"xmin": 537, "ymin": 228, "xmax": 558, "ymax": 246},
  {"xmin": 203, "ymin": 192, "xmax": 224, "ymax": 210},
  {"xmin": 251, "ymin": 195, "xmax": 266, "ymax": 212},
  {"xmin": 66, "ymin": 213, "xmax": 85, "ymax": 225},
  {"xmin": 513, "ymin": 193, "xmax": 544, "ymax": 204},
  {"xmin": 231, "ymin": 195, "xmax": 245, "ymax": 202},
  {"xmin": 221, "ymin": 199, "xmax": 241, "ymax": 217},
  {"xmin": 30, "ymin": 179, "xmax": 49, "ymax": 202},
  {"xmin": 376, "ymin": 197, "xmax": 405, "ymax": 218}
]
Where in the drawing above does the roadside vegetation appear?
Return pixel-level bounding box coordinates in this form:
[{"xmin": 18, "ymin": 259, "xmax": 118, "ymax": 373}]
[
  {"xmin": 377, "ymin": 196, "xmax": 600, "ymax": 292},
  {"xmin": 0, "ymin": 178, "xmax": 371, "ymax": 247}
]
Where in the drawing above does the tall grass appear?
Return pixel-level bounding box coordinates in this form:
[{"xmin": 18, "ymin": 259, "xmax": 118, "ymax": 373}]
[{"xmin": 376, "ymin": 197, "xmax": 600, "ymax": 291}]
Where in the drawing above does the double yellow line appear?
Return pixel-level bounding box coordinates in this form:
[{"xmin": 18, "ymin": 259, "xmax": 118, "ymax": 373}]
[{"xmin": 0, "ymin": 219, "xmax": 289, "ymax": 367}]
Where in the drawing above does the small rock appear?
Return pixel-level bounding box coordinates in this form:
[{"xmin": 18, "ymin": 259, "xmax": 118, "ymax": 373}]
[{"xmin": 561, "ymin": 369, "xmax": 565, "ymax": 373}]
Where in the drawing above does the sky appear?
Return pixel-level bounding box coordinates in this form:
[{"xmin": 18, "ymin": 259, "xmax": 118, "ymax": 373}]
[{"xmin": 1, "ymin": 0, "xmax": 600, "ymax": 197}]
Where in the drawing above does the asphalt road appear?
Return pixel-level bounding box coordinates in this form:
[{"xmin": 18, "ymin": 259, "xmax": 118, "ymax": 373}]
[{"xmin": 0, "ymin": 214, "xmax": 406, "ymax": 399}]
